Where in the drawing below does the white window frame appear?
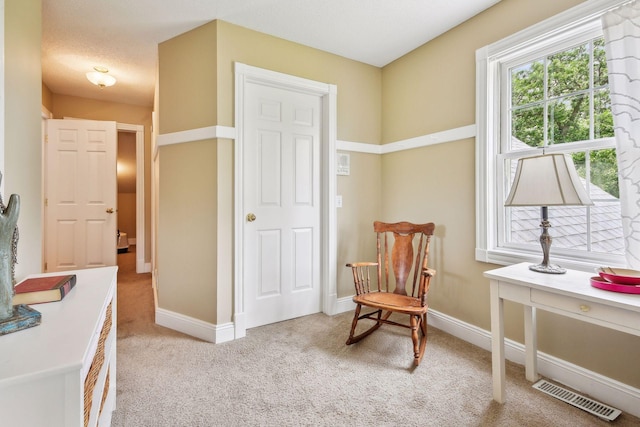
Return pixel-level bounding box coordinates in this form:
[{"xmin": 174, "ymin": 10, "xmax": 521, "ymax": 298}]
[{"xmin": 475, "ymin": 0, "xmax": 630, "ymax": 272}]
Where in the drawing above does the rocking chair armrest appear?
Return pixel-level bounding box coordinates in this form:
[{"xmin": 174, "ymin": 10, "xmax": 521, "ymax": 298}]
[
  {"xmin": 345, "ymin": 262, "xmax": 379, "ymax": 268},
  {"xmin": 418, "ymin": 268, "xmax": 437, "ymax": 306},
  {"xmin": 422, "ymin": 267, "xmax": 436, "ymax": 278}
]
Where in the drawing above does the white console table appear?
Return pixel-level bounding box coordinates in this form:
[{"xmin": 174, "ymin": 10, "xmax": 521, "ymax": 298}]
[
  {"xmin": 484, "ymin": 262, "xmax": 640, "ymax": 403},
  {"xmin": 0, "ymin": 266, "xmax": 118, "ymax": 427}
]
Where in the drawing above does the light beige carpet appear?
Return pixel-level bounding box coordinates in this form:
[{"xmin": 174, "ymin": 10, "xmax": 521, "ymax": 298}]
[{"xmin": 112, "ymin": 250, "xmax": 639, "ymax": 426}]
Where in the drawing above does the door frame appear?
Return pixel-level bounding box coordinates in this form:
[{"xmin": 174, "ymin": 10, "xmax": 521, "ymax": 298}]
[
  {"xmin": 117, "ymin": 122, "xmax": 147, "ymax": 273},
  {"xmin": 233, "ymin": 63, "xmax": 338, "ymax": 339}
]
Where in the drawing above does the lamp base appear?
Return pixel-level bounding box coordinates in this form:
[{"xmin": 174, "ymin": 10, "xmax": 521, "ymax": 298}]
[
  {"xmin": 529, "ymin": 263, "xmax": 566, "ymax": 274},
  {"xmin": 529, "ymin": 209, "xmax": 566, "ymax": 274}
]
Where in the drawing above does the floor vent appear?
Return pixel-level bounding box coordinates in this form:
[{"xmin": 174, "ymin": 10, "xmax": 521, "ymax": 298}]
[{"xmin": 533, "ymin": 379, "xmax": 621, "ymax": 422}]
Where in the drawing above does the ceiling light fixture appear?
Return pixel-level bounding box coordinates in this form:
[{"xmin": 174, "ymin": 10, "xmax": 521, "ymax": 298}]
[{"xmin": 86, "ymin": 66, "xmax": 116, "ymax": 88}]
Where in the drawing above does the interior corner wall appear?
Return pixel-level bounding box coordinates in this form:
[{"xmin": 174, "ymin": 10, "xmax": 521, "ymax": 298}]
[
  {"xmin": 157, "ymin": 21, "xmax": 219, "ymax": 323},
  {"xmin": 4, "ymin": 0, "xmax": 42, "ymax": 279},
  {"xmin": 380, "ymin": 0, "xmax": 640, "ymax": 388},
  {"xmin": 157, "ymin": 140, "xmax": 218, "ymax": 323},
  {"xmin": 158, "ymin": 21, "xmax": 217, "ymax": 134}
]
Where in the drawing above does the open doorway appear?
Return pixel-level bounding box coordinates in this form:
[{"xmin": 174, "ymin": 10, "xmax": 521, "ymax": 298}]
[
  {"xmin": 117, "ymin": 131, "xmax": 136, "ymax": 259},
  {"xmin": 117, "ymin": 123, "xmax": 148, "ymax": 274}
]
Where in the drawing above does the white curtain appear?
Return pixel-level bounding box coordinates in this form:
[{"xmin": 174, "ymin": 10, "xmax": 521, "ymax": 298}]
[{"xmin": 602, "ymin": 1, "xmax": 640, "ymax": 269}]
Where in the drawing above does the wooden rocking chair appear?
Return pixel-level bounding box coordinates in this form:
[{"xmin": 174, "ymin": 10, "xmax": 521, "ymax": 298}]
[{"xmin": 346, "ymin": 221, "xmax": 436, "ymax": 366}]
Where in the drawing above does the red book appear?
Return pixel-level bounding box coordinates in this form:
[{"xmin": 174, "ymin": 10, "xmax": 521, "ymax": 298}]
[{"xmin": 13, "ymin": 274, "xmax": 77, "ymax": 305}]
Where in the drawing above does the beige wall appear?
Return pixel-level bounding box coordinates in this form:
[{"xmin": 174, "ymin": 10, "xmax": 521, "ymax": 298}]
[
  {"xmin": 158, "ymin": 21, "xmax": 217, "ymax": 134},
  {"xmin": 42, "ymin": 82, "xmax": 53, "ymax": 113},
  {"xmin": 382, "ymin": 0, "xmax": 587, "ymax": 142},
  {"xmin": 4, "ymin": 0, "xmax": 43, "ymax": 279},
  {"xmin": 157, "ymin": 140, "xmax": 218, "ymax": 321},
  {"xmin": 336, "ymin": 151, "xmax": 381, "ymax": 297},
  {"xmin": 215, "ymin": 20, "xmax": 382, "ymax": 143},
  {"xmin": 157, "ymin": 23, "xmax": 220, "ymax": 322},
  {"xmin": 50, "ymin": 94, "xmax": 153, "ymax": 264},
  {"xmin": 381, "ymin": 0, "xmax": 640, "ymax": 387}
]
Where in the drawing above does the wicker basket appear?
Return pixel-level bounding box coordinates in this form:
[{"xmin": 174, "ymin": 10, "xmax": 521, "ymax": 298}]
[
  {"xmin": 99, "ymin": 367, "xmax": 110, "ymax": 415},
  {"xmin": 83, "ymin": 302, "xmax": 112, "ymax": 427}
]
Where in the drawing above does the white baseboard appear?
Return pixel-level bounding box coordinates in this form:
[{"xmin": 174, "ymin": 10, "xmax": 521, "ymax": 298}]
[
  {"xmin": 155, "ymin": 296, "xmax": 352, "ymax": 344},
  {"xmin": 333, "ymin": 295, "xmax": 356, "ymax": 315},
  {"xmin": 136, "ymin": 260, "xmax": 151, "ymax": 273},
  {"xmin": 155, "ymin": 308, "xmax": 234, "ymax": 343},
  {"xmin": 233, "ymin": 312, "xmax": 246, "ymax": 339},
  {"xmin": 427, "ymin": 309, "xmax": 640, "ymax": 418}
]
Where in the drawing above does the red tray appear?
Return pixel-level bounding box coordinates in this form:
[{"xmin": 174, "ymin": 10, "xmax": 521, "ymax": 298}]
[
  {"xmin": 597, "ymin": 268, "xmax": 640, "ymax": 285},
  {"xmin": 590, "ymin": 276, "xmax": 640, "ymax": 294}
]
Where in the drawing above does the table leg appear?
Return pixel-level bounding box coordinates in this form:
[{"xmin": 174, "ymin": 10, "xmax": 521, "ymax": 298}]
[
  {"xmin": 524, "ymin": 305, "xmax": 538, "ymax": 382},
  {"xmin": 490, "ymin": 280, "xmax": 505, "ymax": 403}
]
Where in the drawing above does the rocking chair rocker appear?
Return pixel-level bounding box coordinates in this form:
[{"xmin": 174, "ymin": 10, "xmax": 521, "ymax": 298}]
[{"xmin": 346, "ymin": 221, "xmax": 436, "ymax": 366}]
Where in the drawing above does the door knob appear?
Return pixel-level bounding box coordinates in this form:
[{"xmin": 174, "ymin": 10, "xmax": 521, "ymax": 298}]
[
  {"xmin": 106, "ymin": 208, "xmax": 115, "ymax": 214},
  {"xmin": 246, "ymin": 213, "xmax": 256, "ymax": 222}
]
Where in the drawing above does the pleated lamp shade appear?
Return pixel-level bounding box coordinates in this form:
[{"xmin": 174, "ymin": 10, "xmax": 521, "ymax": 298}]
[{"xmin": 504, "ymin": 153, "xmax": 593, "ymax": 207}]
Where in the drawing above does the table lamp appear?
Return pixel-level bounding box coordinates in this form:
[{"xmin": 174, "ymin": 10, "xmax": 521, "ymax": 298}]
[{"xmin": 504, "ymin": 153, "xmax": 593, "ymax": 274}]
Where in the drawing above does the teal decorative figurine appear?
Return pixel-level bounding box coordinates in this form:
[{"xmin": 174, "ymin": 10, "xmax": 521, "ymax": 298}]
[{"xmin": 0, "ymin": 172, "xmax": 20, "ymax": 320}]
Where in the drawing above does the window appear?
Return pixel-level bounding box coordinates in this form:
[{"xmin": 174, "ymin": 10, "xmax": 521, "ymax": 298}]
[{"xmin": 476, "ymin": 0, "xmax": 628, "ymax": 272}]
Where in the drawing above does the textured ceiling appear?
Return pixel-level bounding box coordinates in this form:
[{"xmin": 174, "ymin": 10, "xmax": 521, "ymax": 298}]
[{"xmin": 42, "ymin": 0, "xmax": 501, "ymax": 107}]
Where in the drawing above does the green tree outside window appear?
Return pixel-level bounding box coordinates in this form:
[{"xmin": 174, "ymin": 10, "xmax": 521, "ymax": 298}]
[{"xmin": 510, "ymin": 37, "xmax": 618, "ymax": 198}]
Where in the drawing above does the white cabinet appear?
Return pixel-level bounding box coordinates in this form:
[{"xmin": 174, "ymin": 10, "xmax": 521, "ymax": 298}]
[{"xmin": 0, "ymin": 266, "xmax": 118, "ymax": 426}]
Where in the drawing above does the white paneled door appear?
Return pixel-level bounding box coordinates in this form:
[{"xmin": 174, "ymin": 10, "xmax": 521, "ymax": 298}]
[
  {"xmin": 45, "ymin": 119, "xmax": 117, "ymax": 271},
  {"xmin": 243, "ymin": 82, "xmax": 322, "ymax": 329}
]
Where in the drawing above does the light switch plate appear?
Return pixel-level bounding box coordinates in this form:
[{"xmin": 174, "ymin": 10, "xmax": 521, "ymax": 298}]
[{"xmin": 337, "ymin": 153, "xmax": 350, "ymax": 175}]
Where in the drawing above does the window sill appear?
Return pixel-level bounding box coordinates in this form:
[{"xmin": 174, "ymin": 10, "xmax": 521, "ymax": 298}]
[{"xmin": 476, "ymin": 247, "xmax": 626, "ymax": 274}]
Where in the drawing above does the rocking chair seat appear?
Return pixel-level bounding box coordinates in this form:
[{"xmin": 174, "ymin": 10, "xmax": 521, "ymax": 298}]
[{"xmin": 353, "ymin": 290, "xmax": 427, "ymax": 314}]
